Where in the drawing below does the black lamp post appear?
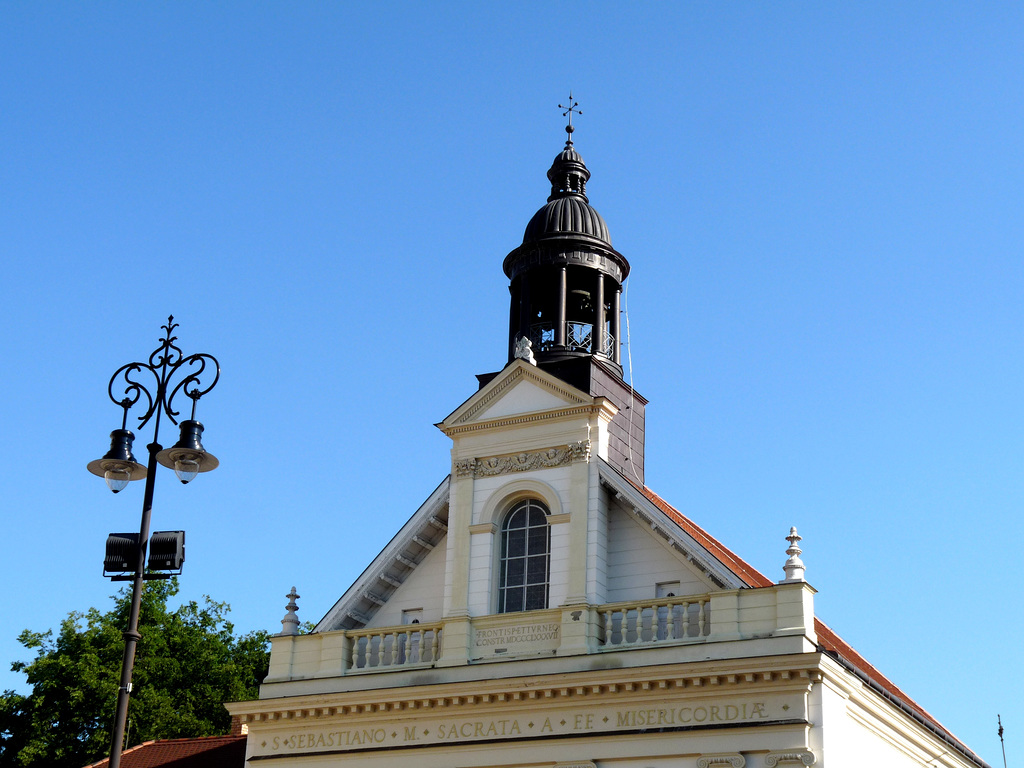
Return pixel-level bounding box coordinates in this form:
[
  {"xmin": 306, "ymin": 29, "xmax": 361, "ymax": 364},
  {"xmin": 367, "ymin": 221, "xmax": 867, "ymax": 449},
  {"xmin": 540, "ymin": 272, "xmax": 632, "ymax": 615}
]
[{"xmin": 87, "ymin": 316, "xmax": 220, "ymax": 768}]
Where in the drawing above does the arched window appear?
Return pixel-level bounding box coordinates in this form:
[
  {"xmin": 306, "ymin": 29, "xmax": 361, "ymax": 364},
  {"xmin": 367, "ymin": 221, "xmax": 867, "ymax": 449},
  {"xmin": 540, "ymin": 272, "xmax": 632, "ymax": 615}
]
[{"xmin": 498, "ymin": 499, "xmax": 550, "ymax": 613}]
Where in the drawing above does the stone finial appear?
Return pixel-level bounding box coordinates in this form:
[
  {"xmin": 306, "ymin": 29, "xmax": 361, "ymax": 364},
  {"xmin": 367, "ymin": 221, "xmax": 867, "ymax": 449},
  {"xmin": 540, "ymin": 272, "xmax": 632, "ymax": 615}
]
[
  {"xmin": 781, "ymin": 527, "xmax": 806, "ymax": 583},
  {"xmin": 280, "ymin": 586, "xmax": 300, "ymax": 635},
  {"xmin": 513, "ymin": 336, "xmax": 537, "ymax": 365}
]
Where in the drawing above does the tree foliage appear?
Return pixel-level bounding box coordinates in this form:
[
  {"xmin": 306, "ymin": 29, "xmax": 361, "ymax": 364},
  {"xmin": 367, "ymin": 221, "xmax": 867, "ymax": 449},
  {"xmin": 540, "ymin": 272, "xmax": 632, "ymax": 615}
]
[{"xmin": 0, "ymin": 580, "xmax": 268, "ymax": 767}]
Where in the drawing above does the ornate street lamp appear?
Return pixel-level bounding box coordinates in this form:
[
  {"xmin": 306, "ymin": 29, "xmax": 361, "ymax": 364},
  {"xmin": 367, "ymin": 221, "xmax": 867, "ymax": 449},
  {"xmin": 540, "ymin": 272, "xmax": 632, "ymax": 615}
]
[{"xmin": 87, "ymin": 316, "xmax": 220, "ymax": 768}]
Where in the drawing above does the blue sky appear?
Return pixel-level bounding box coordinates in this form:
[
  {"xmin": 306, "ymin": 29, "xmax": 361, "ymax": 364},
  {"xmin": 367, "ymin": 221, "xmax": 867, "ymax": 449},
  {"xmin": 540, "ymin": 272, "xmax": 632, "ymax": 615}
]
[{"xmin": 1, "ymin": 3, "xmax": 1021, "ymax": 764}]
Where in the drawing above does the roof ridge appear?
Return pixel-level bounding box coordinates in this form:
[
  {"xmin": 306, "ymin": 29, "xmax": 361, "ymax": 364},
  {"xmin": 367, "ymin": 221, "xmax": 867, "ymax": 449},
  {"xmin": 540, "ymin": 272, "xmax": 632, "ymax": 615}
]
[{"xmin": 149, "ymin": 733, "xmax": 246, "ymax": 744}]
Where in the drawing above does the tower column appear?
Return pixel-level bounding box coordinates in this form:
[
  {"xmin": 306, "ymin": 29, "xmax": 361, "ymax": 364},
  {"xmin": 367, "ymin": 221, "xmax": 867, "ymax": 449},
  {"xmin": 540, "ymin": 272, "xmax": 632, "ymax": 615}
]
[
  {"xmin": 612, "ymin": 285, "xmax": 622, "ymax": 364},
  {"xmin": 595, "ymin": 273, "xmax": 605, "ymax": 356},
  {"xmin": 556, "ymin": 267, "xmax": 567, "ymax": 348},
  {"xmin": 518, "ymin": 274, "xmax": 532, "ymax": 348},
  {"xmin": 508, "ymin": 280, "xmax": 520, "ymax": 361}
]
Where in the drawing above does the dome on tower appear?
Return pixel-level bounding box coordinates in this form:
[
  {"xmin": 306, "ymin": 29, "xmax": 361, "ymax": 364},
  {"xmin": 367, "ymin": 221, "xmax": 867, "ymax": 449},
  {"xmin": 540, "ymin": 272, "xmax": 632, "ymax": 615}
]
[
  {"xmin": 522, "ymin": 143, "xmax": 613, "ymax": 246},
  {"xmin": 503, "ymin": 115, "xmax": 631, "ymax": 383},
  {"xmin": 523, "ymin": 197, "xmax": 612, "ymax": 245}
]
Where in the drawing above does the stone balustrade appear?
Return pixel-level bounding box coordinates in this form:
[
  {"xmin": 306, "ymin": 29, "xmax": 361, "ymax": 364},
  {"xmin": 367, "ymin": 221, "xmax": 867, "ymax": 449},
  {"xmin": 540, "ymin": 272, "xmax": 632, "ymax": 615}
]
[
  {"xmin": 349, "ymin": 624, "xmax": 442, "ymax": 670},
  {"xmin": 264, "ymin": 582, "xmax": 815, "ymax": 684},
  {"xmin": 600, "ymin": 596, "xmax": 710, "ymax": 647}
]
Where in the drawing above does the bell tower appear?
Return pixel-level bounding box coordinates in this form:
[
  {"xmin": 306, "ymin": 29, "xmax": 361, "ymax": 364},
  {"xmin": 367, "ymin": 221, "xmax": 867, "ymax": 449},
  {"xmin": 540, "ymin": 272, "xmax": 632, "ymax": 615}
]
[
  {"xmin": 495, "ymin": 102, "xmax": 647, "ymax": 483},
  {"xmin": 503, "ymin": 115, "xmax": 630, "ymax": 375}
]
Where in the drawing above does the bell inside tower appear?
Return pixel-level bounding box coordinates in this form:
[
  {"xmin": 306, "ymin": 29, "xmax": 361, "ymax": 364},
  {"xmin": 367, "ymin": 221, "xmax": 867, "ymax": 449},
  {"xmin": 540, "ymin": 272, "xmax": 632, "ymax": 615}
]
[{"xmin": 508, "ymin": 262, "xmax": 622, "ymax": 367}]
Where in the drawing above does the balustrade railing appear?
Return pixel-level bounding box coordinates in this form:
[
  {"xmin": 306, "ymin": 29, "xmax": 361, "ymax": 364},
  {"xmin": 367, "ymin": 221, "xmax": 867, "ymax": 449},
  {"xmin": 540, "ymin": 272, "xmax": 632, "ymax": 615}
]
[
  {"xmin": 601, "ymin": 331, "xmax": 615, "ymax": 356},
  {"xmin": 527, "ymin": 321, "xmax": 613, "ymax": 356},
  {"xmin": 600, "ymin": 597, "xmax": 710, "ymax": 648},
  {"xmin": 566, "ymin": 322, "xmax": 593, "ymax": 352},
  {"xmin": 349, "ymin": 624, "xmax": 442, "ymax": 670},
  {"xmin": 529, "ymin": 323, "xmax": 555, "ymax": 352},
  {"xmin": 267, "ymin": 584, "xmax": 818, "ymax": 683}
]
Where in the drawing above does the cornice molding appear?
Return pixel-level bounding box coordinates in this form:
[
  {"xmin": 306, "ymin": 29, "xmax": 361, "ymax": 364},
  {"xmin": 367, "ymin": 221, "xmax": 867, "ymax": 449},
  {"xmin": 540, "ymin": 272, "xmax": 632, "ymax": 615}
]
[
  {"xmin": 442, "ymin": 403, "xmax": 612, "ymax": 437},
  {"xmin": 451, "ymin": 363, "xmax": 592, "ymax": 427},
  {"xmin": 461, "ymin": 365, "xmax": 527, "ymax": 423},
  {"xmin": 232, "ymin": 660, "xmax": 823, "ymax": 724}
]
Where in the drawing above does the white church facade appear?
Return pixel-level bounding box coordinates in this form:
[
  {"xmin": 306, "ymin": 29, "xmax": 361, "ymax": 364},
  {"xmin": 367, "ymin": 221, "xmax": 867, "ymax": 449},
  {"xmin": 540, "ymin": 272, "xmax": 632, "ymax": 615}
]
[{"xmin": 228, "ymin": 123, "xmax": 989, "ymax": 768}]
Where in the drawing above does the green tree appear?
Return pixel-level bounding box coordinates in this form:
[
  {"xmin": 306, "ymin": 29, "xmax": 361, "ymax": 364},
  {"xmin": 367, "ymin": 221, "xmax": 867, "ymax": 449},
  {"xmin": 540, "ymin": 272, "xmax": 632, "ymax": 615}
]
[{"xmin": 0, "ymin": 580, "xmax": 268, "ymax": 768}]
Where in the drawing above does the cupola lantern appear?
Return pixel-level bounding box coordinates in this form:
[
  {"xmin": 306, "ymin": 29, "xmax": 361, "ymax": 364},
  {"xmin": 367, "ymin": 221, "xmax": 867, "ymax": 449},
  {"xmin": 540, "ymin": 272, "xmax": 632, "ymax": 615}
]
[{"xmin": 503, "ymin": 105, "xmax": 630, "ymax": 378}]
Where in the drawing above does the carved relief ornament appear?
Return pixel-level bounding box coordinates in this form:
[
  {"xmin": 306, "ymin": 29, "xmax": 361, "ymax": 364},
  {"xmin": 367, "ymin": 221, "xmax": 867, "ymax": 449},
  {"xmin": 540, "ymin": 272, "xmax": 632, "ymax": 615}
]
[
  {"xmin": 764, "ymin": 750, "xmax": 816, "ymax": 766},
  {"xmin": 697, "ymin": 754, "xmax": 745, "ymax": 768},
  {"xmin": 454, "ymin": 441, "xmax": 591, "ymax": 479}
]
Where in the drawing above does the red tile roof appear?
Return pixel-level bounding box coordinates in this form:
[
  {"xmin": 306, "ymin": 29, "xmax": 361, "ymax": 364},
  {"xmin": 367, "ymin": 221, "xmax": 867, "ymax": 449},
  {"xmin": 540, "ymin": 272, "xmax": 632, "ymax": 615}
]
[
  {"xmin": 637, "ymin": 482, "xmax": 985, "ymax": 766},
  {"xmin": 640, "ymin": 486, "xmax": 774, "ymax": 588},
  {"xmin": 84, "ymin": 735, "xmax": 245, "ymax": 768}
]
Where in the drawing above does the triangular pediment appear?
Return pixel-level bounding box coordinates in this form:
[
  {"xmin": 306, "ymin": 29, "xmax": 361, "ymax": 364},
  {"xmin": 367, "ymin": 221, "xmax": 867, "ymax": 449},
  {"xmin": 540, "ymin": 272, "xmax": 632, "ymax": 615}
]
[{"xmin": 439, "ymin": 359, "xmax": 595, "ymax": 432}]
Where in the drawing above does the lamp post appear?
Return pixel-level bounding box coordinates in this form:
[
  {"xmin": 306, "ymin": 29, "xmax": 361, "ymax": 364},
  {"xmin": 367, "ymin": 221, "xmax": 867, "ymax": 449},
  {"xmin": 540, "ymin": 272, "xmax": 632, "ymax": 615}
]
[{"xmin": 87, "ymin": 316, "xmax": 220, "ymax": 768}]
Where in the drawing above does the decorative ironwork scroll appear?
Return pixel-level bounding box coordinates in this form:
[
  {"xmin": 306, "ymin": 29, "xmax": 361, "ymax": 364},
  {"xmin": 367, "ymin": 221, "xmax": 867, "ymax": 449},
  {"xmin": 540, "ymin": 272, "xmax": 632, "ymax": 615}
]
[{"xmin": 105, "ymin": 316, "xmax": 220, "ymax": 430}]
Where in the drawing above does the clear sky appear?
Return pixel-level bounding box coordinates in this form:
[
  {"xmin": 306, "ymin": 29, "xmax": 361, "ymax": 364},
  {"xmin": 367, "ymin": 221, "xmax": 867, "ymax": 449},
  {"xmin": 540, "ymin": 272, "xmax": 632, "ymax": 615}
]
[{"xmin": 1, "ymin": 3, "xmax": 1020, "ymax": 764}]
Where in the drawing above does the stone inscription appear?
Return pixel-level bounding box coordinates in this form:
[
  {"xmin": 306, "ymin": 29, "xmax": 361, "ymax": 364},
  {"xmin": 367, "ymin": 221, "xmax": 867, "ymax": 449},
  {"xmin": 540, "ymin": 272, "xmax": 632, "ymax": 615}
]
[
  {"xmin": 474, "ymin": 623, "xmax": 559, "ymax": 647},
  {"xmin": 254, "ymin": 696, "xmax": 796, "ymax": 756}
]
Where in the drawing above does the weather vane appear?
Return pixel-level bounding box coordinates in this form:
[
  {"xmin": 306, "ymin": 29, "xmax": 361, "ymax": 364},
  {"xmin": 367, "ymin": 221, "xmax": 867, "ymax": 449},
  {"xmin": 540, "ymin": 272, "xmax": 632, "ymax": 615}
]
[{"xmin": 558, "ymin": 92, "xmax": 581, "ymax": 142}]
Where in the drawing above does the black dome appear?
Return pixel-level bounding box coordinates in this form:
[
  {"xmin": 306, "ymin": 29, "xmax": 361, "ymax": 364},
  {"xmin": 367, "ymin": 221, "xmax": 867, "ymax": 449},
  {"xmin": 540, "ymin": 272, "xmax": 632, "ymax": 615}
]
[
  {"xmin": 553, "ymin": 144, "xmax": 585, "ymax": 166},
  {"xmin": 521, "ymin": 142, "xmax": 612, "ymax": 245},
  {"xmin": 523, "ymin": 197, "xmax": 612, "ymax": 245}
]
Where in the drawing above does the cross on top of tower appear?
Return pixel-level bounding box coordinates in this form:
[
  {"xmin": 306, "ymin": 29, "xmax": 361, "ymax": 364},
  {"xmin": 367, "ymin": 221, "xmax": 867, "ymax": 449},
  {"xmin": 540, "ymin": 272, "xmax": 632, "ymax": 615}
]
[{"xmin": 558, "ymin": 92, "xmax": 582, "ymax": 144}]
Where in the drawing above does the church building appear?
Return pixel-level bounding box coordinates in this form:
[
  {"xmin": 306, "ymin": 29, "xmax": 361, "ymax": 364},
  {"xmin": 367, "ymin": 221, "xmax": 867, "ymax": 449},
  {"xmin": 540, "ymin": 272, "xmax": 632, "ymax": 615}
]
[{"xmin": 228, "ymin": 120, "xmax": 989, "ymax": 768}]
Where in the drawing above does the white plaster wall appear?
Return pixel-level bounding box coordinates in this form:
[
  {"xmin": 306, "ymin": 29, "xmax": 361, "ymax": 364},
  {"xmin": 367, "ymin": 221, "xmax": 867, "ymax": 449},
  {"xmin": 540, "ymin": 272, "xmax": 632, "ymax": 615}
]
[
  {"xmin": 470, "ymin": 467, "xmax": 573, "ymax": 525},
  {"xmin": 474, "ymin": 379, "xmax": 569, "ymax": 419},
  {"xmin": 366, "ymin": 535, "xmax": 447, "ymax": 628},
  {"xmin": 813, "ymin": 678, "xmax": 969, "ymax": 768},
  {"xmin": 467, "ymin": 530, "xmax": 493, "ymax": 615},
  {"xmin": 832, "ymin": 710, "xmax": 942, "ymax": 768},
  {"xmin": 587, "ymin": 462, "xmax": 609, "ymax": 603},
  {"xmin": 547, "ymin": 521, "xmax": 570, "ymax": 607},
  {"xmin": 605, "ymin": 502, "xmax": 715, "ymax": 602}
]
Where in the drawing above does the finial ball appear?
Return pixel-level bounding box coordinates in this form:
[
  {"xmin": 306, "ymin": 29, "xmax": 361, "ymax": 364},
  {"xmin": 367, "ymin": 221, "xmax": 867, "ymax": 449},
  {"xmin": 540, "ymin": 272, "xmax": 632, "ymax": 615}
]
[{"xmin": 566, "ymin": 124, "xmax": 575, "ymax": 134}]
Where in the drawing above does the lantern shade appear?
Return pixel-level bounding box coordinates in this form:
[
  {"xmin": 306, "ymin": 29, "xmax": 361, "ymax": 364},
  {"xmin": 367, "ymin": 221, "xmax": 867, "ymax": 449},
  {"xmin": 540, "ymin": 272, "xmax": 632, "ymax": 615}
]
[
  {"xmin": 156, "ymin": 421, "xmax": 218, "ymax": 483},
  {"xmin": 87, "ymin": 430, "xmax": 147, "ymax": 492}
]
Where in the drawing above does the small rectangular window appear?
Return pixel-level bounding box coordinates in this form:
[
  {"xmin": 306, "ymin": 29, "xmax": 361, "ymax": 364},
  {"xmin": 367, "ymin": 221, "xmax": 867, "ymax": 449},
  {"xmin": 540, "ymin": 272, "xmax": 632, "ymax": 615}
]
[{"xmin": 656, "ymin": 581, "xmax": 681, "ymax": 598}]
